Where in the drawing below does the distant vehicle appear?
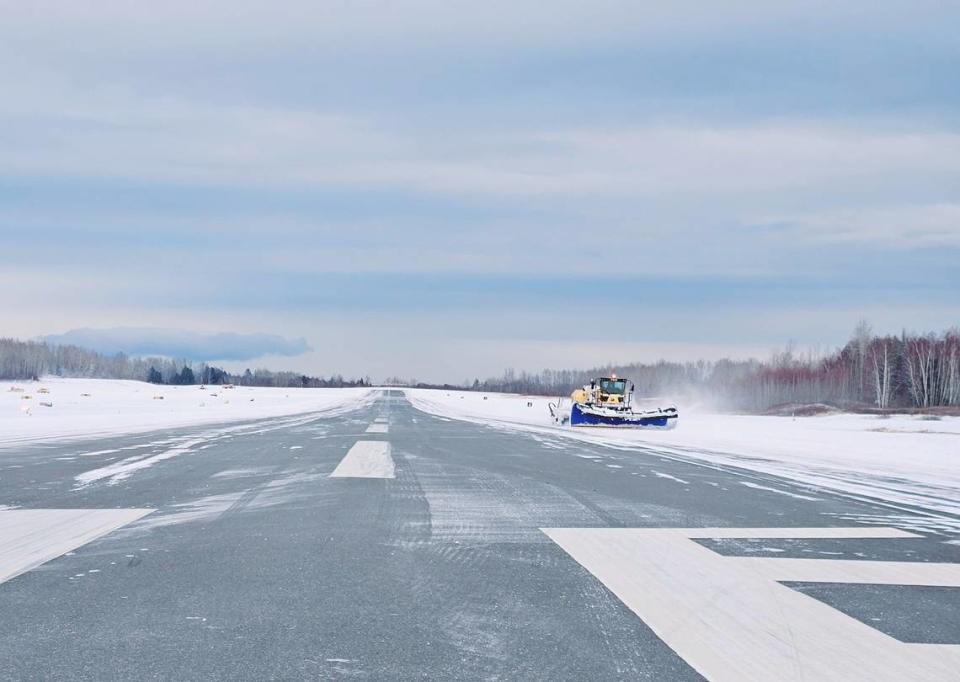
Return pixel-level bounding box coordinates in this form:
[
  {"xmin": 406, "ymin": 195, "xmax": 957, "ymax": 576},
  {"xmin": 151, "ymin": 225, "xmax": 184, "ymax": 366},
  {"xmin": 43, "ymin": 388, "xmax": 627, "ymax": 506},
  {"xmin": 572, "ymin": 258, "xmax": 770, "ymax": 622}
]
[{"xmin": 549, "ymin": 375, "xmax": 678, "ymax": 428}]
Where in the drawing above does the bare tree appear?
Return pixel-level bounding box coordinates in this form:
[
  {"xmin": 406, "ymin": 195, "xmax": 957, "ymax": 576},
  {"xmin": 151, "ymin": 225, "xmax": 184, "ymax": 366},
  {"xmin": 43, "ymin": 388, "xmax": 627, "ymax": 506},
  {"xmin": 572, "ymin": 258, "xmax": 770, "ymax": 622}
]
[{"xmin": 870, "ymin": 338, "xmax": 892, "ymax": 408}]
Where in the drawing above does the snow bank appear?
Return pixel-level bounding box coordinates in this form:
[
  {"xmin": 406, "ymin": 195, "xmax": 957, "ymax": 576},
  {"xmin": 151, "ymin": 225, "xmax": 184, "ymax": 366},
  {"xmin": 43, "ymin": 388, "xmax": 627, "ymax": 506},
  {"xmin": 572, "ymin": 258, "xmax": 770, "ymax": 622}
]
[
  {"xmin": 0, "ymin": 377, "xmax": 374, "ymax": 447},
  {"xmin": 406, "ymin": 389, "xmax": 960, "ymax": 518}
]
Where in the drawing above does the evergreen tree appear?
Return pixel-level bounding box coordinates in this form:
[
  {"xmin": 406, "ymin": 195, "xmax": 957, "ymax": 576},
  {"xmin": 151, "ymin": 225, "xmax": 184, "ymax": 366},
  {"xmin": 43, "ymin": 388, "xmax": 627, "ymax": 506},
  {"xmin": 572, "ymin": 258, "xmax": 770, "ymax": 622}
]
[{"xmin": 179, "ymin": 366, "xmax": 196, "ymax": 385}]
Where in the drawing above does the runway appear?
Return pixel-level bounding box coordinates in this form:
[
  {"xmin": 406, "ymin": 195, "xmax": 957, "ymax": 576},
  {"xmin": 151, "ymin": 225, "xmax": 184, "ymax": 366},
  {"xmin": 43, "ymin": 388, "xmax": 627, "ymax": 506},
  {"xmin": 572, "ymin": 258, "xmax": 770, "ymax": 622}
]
[{"xmin": 1, "ymin": 391, "xmax": 957, "ymax": 680}]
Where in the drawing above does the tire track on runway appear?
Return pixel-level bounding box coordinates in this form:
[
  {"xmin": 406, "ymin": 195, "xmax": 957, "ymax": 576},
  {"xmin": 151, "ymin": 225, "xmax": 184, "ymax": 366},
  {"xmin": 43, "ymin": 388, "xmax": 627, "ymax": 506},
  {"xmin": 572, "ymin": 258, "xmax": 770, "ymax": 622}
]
[
  {"xmin": 388, "ymin": 415, "xmax": 673, "ymax": 680},
  {"xmin": 389, "ymin": 427, "xmax": 555, "ymax": 678},
  {"xmin": 544, "ymin": 481, "xmax": 621, "ymax": 526}
]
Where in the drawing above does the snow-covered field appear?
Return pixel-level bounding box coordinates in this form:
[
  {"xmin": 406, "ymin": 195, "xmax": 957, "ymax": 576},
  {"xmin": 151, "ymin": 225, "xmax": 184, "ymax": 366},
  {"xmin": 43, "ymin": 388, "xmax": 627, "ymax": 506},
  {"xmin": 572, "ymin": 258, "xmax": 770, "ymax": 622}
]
[
  {"xmin": 0, "ymin": 378, "xmax": 374, "ymax": 448},
  {"xmin": 406, "ymin": 388, "xmax": 960, "ymax": 519}
]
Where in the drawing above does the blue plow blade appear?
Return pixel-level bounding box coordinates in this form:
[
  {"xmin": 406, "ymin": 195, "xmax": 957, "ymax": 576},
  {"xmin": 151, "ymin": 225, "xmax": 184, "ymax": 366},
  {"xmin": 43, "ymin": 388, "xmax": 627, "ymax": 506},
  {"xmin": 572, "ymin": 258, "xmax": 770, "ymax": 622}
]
[{"xmin": 570, "ymin": 403, "xmax": 677, "ymax": 428}]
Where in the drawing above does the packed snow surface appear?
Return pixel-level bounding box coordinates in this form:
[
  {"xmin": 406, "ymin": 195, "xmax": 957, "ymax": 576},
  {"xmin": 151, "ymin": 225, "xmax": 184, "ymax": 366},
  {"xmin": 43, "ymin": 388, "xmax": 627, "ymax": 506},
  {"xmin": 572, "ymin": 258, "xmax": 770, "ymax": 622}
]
[
  {"xmin": 406, "ymin": 389, "xmax": 960, "ymax": 518},
  {"xmin": 0, "ymin": 378, "xmax": 374, "ymax": 447}
]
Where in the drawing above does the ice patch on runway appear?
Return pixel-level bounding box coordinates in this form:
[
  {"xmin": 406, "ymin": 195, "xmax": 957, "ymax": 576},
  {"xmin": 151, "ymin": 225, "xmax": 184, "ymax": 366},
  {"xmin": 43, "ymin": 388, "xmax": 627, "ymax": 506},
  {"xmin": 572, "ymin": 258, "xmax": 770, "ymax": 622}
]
[
  {"xmin": 330, "ymin": 441, "xmax": 395, "ymax": 478},
  {"xmin": 266, "ymin": 471, "xmax": 326, "ymax": 488},
  {"xmin": 244, "ymin": 470, "xmax": 337, "ymax": 509},
  {"xmin": 76, "ymin": 448, "xmax": 120, "ymax": 457},
  {"xmin": 212, "ymin": 467, "xmax": 271, "ymax": 479},
  {"xmin": 135, "ymin": 493, "xmax": 243, "ymax": 529},
  {"xmin": 0, "ymin": 508, "xmax": 152, "ymax": 585}
]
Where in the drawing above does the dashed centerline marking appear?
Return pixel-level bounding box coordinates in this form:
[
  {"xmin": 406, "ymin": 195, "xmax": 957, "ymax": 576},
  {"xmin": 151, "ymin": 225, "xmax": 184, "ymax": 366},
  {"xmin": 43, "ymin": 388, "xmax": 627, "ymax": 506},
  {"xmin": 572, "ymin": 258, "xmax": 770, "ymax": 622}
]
[
  {"xmin": 542, "ymin": 526, "xmax": 960, "ymax": 681},
  {"xmin": 0, "ymin": 509, "xmax": 153, "ymax": 585},
  {"xmin": 365, "ymin": 423, "xmax": 389, "ymax": 433},
  {"xmin": 330, "ymin": 441, "xmax": 395, "ymax": 478}
]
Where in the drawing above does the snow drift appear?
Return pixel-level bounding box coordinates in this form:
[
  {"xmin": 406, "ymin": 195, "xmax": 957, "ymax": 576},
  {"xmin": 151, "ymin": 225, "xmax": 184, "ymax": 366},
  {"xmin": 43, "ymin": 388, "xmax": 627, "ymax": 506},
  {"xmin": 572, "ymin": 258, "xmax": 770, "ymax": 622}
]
[{"xmin": 0, "ymin": 377, "xmax": 374, "ymax": 447}]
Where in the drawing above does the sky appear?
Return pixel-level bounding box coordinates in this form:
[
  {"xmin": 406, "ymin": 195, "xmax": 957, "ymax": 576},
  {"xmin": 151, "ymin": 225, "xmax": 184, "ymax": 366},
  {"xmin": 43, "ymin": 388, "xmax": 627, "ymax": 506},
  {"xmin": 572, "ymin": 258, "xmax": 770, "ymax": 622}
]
[{"xmin": 1, "ymin": 1, "xmax": 958, "ymax": 383}]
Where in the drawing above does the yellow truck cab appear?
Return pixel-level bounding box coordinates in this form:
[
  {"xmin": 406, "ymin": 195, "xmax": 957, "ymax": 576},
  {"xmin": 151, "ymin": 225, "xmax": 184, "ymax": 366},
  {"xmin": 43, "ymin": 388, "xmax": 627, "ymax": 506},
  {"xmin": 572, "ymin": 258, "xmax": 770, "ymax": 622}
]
[{"xmin": 571, "ymin": 375, "xmax": 631, "ymax": 406}]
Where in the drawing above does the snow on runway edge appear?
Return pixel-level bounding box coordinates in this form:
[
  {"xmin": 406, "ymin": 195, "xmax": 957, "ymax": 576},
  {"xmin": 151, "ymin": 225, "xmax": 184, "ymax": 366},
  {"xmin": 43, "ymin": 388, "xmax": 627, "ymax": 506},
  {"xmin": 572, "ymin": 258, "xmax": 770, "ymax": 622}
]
[
  {"xmin": 406, "ymin": 388, "xmax": 960, "ymax": 518},
  {"xmin": 0, "ymin": 378, "xmax": 377, "ymax": 448}
]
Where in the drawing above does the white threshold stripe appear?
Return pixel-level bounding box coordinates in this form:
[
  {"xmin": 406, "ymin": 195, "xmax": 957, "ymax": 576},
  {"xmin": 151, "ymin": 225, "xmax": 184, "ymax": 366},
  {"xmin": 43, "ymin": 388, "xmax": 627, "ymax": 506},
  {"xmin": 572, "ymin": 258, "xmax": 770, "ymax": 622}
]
[
  {"xmin": 0, "ymin": 508, "xmax": 153, "ymax": 585},
  {"xmin": 330, "ymin": 441, "xmax": 395, "ymax": 478},
  {"xmin": 543, "ymin": 527, "xmax": 960, "ymax": 682},
  {"xmin": 365, "ymin": 423, "xmax": 389, "ymax": 433}
]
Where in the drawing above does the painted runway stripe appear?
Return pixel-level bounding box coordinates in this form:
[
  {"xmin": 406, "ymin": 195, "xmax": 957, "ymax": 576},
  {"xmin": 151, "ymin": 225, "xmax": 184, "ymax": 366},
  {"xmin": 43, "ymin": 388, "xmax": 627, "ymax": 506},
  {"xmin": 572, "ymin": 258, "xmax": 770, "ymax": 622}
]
[
  {"xmin": 0, "ymin": 509, "xmax": 153, "ymax": 585},
  {"xmin": 543, "ymin": 527, "xmax": 960, "ymax": 681},
  {"xmin": 365, "ymin": 423, "xmax": 389, "ymax": 433},
  {"xmin": 330, "ymin": 441, "xmax": 395, "ymax": 478}
]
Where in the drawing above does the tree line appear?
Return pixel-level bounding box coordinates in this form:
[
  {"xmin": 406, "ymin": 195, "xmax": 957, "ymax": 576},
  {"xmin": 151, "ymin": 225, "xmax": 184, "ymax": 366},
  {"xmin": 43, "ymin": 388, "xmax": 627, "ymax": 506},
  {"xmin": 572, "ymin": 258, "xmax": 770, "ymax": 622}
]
[
  {"xmin": 0, "ymin": 338, "xmax": 368, "ymax": 388},
  {"xmin": 5, "ymin": 325, "xmax": 958, "ymax": 411},
  {"xmin": 436, "ymin": 324, "xmax": 960, "ymax": 412}
]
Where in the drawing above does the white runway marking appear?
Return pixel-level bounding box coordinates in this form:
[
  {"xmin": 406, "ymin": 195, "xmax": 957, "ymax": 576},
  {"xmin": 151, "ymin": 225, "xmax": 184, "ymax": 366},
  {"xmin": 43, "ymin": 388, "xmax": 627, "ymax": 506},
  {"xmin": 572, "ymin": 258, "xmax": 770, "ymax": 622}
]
[
  {"xmin": 365, "ymin": 423, "xmax": 389, "ymax": 433},
  {"xmin": 543, "ymin": 526, "xmax": 960, "ymax": 681},
  {"xmin": 330, "ymin": 441, "xmax": 395, "ymax": 478},
  {"xmin": 0, "ymin": 509, "xmax": 153, "ymax": 585}
]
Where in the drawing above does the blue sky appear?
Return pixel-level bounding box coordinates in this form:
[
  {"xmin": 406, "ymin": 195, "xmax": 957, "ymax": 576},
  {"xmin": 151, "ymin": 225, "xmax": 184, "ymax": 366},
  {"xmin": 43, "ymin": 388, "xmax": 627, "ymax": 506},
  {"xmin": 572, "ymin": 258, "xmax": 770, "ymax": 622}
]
[{"xmin": 1, "ymin": 1, "xmax": 958, "ymax": 382}]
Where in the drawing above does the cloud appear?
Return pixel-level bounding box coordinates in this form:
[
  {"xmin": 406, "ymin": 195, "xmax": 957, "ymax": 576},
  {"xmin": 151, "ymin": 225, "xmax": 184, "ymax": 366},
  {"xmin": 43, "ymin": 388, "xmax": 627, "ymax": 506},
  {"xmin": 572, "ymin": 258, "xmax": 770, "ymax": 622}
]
[
  {"xmin": 752, "ymin": 203, "xmax": 960, "ymax": 248},
  {"xmin": 2, "ymin": 88, "xmax": 958, "ymax": 203},
  {"xmin": 2, "ymin": 0, "xmax": 958, "ymax": 380},
  {"xmin": 1, "ymin": 1, "xmax": 952, "ymax": 57},
  {"xmin": 44, "ymin": 327, "xmax": 311, "ymax": 362}
]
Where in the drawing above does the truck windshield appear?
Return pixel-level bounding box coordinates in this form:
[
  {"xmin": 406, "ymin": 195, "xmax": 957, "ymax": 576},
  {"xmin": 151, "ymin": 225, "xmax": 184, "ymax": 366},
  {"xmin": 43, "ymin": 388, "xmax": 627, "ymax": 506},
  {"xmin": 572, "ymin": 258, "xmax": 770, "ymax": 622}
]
[{"xmin": 599, "ymin": 379, "xmax": 627, "ymax": 394}]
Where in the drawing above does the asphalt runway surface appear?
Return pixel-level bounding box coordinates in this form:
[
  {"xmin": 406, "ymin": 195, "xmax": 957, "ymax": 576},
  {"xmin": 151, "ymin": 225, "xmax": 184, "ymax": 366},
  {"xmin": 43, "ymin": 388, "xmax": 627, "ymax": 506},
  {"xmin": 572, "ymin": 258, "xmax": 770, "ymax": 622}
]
[{"xmin": 1, "ymin": 391, "xmax": 958, "ymax": 680}]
